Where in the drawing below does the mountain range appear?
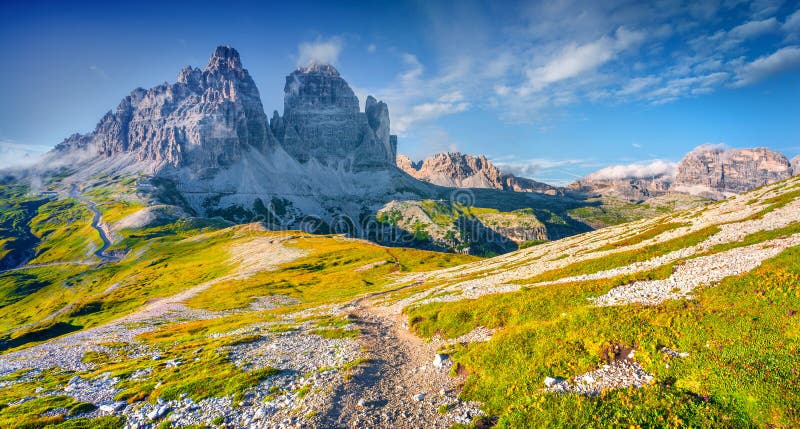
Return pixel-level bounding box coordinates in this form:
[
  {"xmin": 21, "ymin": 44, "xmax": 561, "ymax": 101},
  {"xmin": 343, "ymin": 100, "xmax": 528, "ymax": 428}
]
[
  {"xmin": 4, "ymin": 45, "xmax": 797, "ymax": 259},
  {"xmin": 402, "ymin": 145, "xmax": 797, "ymax": 202},
  {"xmin": 397, "ymin": 152, "xmax": 559, "ymax": 195},
  {"xmin": 4, "ymin": 46, "xmax": 597, "ymax": 258},
  {"xmin": 1, "ymin": 44, "xmax": 800, "ymax": 429},
  {"xmin": 572, "ymin": 145, "xmax": 797, "ymax": 201}
]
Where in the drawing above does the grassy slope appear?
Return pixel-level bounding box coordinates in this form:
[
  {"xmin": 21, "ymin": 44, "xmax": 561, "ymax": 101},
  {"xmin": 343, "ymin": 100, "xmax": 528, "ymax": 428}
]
[
  {"xmin": 404, "ymin": 179, "xmax": 800, "ymax": 428},
  {"xmin": 187, "ymin": 235, "xmax": 479, "ymax": 311},
  {"xmin": 0, "ymin": 174, "xmax": 796, "ymax": 427}
]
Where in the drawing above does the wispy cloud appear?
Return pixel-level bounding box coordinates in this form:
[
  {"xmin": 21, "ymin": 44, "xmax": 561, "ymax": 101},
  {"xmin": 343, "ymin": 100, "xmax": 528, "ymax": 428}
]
[
  {"xmin": 297, "ymin": 36, "xmax": 344, "ymax": 66},
  {"xmin": 367, "ymin": 1, "xmax": 800, "ymax": 129},
  {"xmin": 733, "ymin": 46, "xmax": 800, "ymax": 86},
  {"xmin": 89, "ymin": 65, "xmax": 110, "ymax": 80},
  {"xmin": 521, "ymin": 27, "xmax": 645, "ymax": 95},
  {"xmin": 490, "ymin": 156, "xmax": 591, "ymax": 179},
  {"xmin": 0, "ymin": 140, "xmax": 52, "ymax": 169},
  {"xmin": 584, "ymin": 159, "xmax": 677, "ymax": 181}
]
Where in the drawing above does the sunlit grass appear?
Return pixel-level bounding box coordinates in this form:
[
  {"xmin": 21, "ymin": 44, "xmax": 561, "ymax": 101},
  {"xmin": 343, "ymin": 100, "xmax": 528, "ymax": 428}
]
[{"xmin": 406, "ymin": 246, "xmax": 800, "ymax": 427}]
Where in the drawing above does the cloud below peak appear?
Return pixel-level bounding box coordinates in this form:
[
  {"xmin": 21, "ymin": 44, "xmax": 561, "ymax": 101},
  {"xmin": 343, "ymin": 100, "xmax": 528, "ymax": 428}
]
[{"xmin": 584, "ymin": 159, "xmax": 678, "ymax": 181}]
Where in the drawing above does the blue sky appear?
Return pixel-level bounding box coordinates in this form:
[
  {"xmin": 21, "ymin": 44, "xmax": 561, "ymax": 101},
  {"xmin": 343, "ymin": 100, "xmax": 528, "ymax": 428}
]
[{"xmin": 1, "ymin": 0, "xmax": 799, "ymax": 184}]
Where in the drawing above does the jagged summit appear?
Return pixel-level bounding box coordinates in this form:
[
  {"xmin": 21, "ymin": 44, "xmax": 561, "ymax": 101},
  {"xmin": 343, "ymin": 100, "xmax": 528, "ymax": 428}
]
[
  {"xmin": 296, "ymin": 63, "xmax": 341, "ymax": 76},
  {"xmin": 55, "ymin": 45, "xmax": 269, "ymax": 170},
  {"xmin": 284, "ymin": 63, "xmax": 359, "ymax": 112},
  {"xmin": 398, "ymin": 152, "xmax": 558, "ymax": 194},
  {"xmin": 276, "ymin": 61, "xmax": 395, "ymax": 170},
  {"xmin": 673, "ymin": 146, "xmax": 792, "ymax": 198},
  {"xmin": 206, "ymin": 45, "xmax": 243, "ymax": 71},
  {"xmin": 206, "ymin": 45, "xmax": 242, "ymax": 69},
  {"xmin": 572, "ymin": 145, "xmax": 794, "ymax": 201}
]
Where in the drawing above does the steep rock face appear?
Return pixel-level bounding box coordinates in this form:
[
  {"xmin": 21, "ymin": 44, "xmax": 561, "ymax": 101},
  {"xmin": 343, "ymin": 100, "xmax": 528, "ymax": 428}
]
[
  {"xmin": 56, "ymin": 46, "xmax": 271, "ymax": 170},
  {"xmin": 273, "ymin": 64, "xmax": 395, "ymax": 171},
  {"xmin": 398, "ymin": 152, "xmax": 558, "ymax": 195},
  {"xmin": 792, "ymin": 155, "xmax": 800, "ymax": 176},
  {"xmin": 673, "ymin": 146, "xmax": 792, "ymax": 198}
]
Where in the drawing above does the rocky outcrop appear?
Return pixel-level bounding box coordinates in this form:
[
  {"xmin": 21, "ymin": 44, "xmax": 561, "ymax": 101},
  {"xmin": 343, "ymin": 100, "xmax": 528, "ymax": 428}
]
[
  {"xmin": 56, "ymin": 46, "xmax": 271, "ymax": 171},
  {"xmin": 573, "ymin": 146, "xmax": 795, "ymax": 201},
  {"xmin": 791, "ymin": 155, "xmax": 800, "ymax": 176},
  {"xmin": 673, "ymin": 146, "xmax": 792, "ymax": 198},
  {"xmin": 568, "ymin": 176, "xmax": 671, "ymax": 201},
  {"xmin": 272, "ymin": 64, "xmax": 396, "ymax": 171},
  {"xmin": 376, "ymin": 200, "xmax": 547, "ymax": 255},
  {"xmin": 398, "ymin": 152, "xmax": 558, "ymax": 195}
]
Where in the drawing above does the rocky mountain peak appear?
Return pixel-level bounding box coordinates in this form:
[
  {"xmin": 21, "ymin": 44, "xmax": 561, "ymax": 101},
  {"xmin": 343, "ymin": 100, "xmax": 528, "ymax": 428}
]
[
  {"xmin": 56, "ymin": 45, "xmax": 270, "ymax": 170},
  {"xmin": 673, "ymin": 145, "xmax": 792, "ymax": 198},
  {"xmin": 399, "ymin": 152, "xmax": 558, "ymax": 195},
  {"xmin": 206, "ymin": 45, "xmax": 244, "ymax": 73},
  {"xmin": 792, "ymin": 155, "xmax": 800, "ymax": 176},
  {"xmin": 574, "ymin": 145, "xmax": 795, "ymax": 201},
  {"xmin": 297, "ymin": 63, "xmax": 341, "ymax": 77},
  {"xmin": 284, "ymin": 63, "xmax": 359, "ymax": 114},
  {"xmin": 277, "ymin": 63, "xmax": 395, "ymax": 170}
]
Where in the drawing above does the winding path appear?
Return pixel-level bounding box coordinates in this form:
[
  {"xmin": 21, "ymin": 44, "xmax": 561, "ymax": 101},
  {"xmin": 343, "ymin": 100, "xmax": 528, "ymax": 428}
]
[
  {"xmin": 314, "ymin": 290, "xmax": 483, "ymax": 428},
  {"xmin": 69, "ymin": 184, "xmax": 117, "ymax": 262}
]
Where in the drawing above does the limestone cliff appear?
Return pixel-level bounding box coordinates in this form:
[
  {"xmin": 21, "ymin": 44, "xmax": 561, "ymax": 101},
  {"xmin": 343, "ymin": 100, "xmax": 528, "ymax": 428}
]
[
  {"xmin": 56, "ymin": 46, "xmax": 271, "ymax": 171},
  {"xmin": 397, "ymin": 152, "xmax": 558, "ymax": 195},
  {"xmin": 673, "ymin": 146, "xmax": 792, "ymax": 198},
  {"xmin": 272, "ymin": 64, "xmax": 396, "ymax": 171}
]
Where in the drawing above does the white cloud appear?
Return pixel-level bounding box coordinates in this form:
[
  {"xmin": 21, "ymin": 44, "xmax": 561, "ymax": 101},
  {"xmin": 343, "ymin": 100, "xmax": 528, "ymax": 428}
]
[
  {"xmin": 749, "ymin": 0, "xmax": 783, "ymax": 19},
  {"xmin": 491, "ymin": 156, "xmax": 589, "ymax": 178},
  {"xmin": 644, "ymin": 72, "xmax": 729, "ymax": 103},
  {"xmin": 366, "ymin": 0, "xmax": 799, "ymax": 140},
  {"xmin": 297, "ymin": 36, "xmax": 343, "ymax": 66},
  {"xmin": 0, "ymin": 141, "xmax": 52, "ymax": 169},
  {"xmin": 688, "ymin": 143, "xmax": 730, "ymax": 154},
  {"xmin": 484, "ymin": 52, "xmax": 514, "ymax": 78},
  {"xmin": 728, "ymin": 17, "xmax": 780, "ymax": 39},
  {"xmin": 522, "ymin": 27, "xmax": 645, "ymax": 94},
  {"xmin": 584, "ymin": 159, "xmax": 678, "ymax": 181},
  {"xmin": 394, "ymin": 96, "xmax": 470, "ymax": 134},
  {"xmin": 784, "ymin": 9, "xmax": 800, "ymax": 35},
  {"xmin": 89, "ymin": 65, "xmax": 110, "ymax": 80},
  {"xmin": 617, "ymin": 76, "xmax": 661, "ymax": 96},
  {"xmin": 399, "ymin": 53, "xmax": 424, "ymax": 83},
  {"xmin": 733, "ymin": 45, "xmax": 800, "ymax": 86}
]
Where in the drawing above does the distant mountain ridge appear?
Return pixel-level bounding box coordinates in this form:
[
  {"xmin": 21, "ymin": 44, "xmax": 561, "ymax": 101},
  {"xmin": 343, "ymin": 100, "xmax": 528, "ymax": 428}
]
[
  {"xmin": 573, "ymin": 145, "xmax": 796, "ymax": 201},
  {"xmin": 397, "ymin": 152, "xmax": 559, "ymax": 195},
  {"xmin": 672, "ymin": 146, "xmax": 794, "ymax": 199}
]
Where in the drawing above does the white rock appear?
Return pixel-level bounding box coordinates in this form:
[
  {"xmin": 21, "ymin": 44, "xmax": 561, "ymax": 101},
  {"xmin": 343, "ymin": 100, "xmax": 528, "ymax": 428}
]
[
  {"xmin": 433, "ymin": 353, "xmax": 448, "ymax": 368},
  {"xmin": 147, "ymin": 405, "xmax": 171, "ymax": 421},
  {"xmin": 544, "ymin": 376, "xmax": 560, "ymax": 387},
  {"xmin": 99, "ymin": 401, "xmax": 126, "ymax": 413},
  {"xmin": 412, "ymin": 393, "xmax": 425, "ymax": 402}
]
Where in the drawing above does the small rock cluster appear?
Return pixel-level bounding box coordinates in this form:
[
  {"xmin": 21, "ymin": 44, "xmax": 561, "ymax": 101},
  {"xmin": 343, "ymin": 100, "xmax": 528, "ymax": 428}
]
[{"xmin": 545, "ymin": 358, "xmax": 654, "ymax": 396}]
